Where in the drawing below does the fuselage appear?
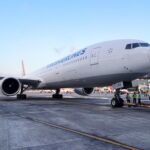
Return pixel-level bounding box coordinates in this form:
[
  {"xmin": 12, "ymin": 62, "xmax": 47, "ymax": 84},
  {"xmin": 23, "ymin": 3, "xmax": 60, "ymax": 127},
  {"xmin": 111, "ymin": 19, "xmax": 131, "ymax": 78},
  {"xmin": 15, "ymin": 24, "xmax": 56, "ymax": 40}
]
[{"xmin": 26, "ymin": 39, "xmax": 150, "ymax": 89}]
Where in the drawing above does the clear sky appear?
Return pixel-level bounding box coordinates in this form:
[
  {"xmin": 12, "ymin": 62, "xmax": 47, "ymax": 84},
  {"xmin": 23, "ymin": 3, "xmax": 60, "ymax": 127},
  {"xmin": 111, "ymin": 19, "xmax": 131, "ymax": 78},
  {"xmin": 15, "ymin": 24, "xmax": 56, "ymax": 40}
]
[{"xmin": 0, "ymin": 0, "xmax": 150, "ymax": 75}]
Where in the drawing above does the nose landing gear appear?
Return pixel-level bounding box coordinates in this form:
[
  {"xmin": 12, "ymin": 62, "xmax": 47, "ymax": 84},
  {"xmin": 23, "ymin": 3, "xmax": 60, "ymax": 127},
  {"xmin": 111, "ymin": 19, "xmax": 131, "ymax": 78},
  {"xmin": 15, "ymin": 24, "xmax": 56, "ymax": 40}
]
[{"xmin": 111, "ymin": 89, "xmax": 124, "ymax": 108}]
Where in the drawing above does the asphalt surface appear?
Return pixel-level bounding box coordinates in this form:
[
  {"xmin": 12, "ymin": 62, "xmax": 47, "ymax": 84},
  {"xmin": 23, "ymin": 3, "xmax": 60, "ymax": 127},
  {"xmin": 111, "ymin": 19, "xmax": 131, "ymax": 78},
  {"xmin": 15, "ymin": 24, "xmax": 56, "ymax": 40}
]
[{"xmin": 0, "ymin": 92, "xmax": 150, "ymax": 150}]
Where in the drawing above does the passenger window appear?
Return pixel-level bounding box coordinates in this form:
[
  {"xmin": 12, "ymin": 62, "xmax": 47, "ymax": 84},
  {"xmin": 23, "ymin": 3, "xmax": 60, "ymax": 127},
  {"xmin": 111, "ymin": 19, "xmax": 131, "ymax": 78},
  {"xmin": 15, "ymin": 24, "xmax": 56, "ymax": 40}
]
[
  {"xmin": 132, "ymin": 43, "xmax": 139, "ymax": 49},
  {"xmin": 125, "ymin": 44, "xmax": 131, "ymax": 49},
  {"xmin": 140, "ymin": 43, "xmax": 150, "ymax": 47}
]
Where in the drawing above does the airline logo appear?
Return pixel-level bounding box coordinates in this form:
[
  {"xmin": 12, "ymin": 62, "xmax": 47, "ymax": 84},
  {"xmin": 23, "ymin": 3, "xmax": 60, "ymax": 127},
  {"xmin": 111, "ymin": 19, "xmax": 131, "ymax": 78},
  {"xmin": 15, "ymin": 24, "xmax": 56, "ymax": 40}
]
[{"xmin": 47, "ymin": 48, "xmax": 87, "ymax": 68}]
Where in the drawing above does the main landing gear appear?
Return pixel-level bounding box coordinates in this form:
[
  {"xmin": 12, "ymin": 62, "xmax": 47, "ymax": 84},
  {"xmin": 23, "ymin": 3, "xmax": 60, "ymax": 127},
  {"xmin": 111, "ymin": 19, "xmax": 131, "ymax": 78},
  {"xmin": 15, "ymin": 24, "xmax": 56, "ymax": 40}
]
[
  {"xmin": 111, "ymin": 89, "xmax": 124, "ymax": 108},
  {"xmin": 52, "ymin": 89, "xmax": 63, "ymax": 99},
  {"xmin": 17, "ymin": 85, "xmax": 27, "ymax": 100},
  {"xmin": 17, "ymin": 94, "xmax": 27, "ymax": 99}
]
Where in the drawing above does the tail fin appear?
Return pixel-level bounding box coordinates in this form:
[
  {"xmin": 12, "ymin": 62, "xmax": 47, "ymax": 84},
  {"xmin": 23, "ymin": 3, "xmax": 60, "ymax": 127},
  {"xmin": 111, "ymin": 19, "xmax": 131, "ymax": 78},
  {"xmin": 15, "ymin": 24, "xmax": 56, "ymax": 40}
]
[{"xmin": 21, "ymin": 60, "xmax": 26, "ymax": 76}]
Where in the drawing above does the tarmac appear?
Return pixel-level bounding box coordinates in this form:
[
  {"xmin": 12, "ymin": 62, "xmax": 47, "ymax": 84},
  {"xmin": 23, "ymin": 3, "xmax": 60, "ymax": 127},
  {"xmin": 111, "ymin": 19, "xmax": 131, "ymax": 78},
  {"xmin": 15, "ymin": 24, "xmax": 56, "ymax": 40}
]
[{"xmin": 0, "ymin": 92, "xmax": 150, "ymax": 150}]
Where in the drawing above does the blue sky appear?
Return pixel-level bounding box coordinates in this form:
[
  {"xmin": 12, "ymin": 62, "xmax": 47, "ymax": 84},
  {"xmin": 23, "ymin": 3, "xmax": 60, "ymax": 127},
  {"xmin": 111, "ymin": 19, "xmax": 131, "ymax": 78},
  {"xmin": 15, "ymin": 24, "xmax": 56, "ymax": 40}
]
[{"xmin": 0, "ymin": 0, "xmax": 150, "ymax": 75}]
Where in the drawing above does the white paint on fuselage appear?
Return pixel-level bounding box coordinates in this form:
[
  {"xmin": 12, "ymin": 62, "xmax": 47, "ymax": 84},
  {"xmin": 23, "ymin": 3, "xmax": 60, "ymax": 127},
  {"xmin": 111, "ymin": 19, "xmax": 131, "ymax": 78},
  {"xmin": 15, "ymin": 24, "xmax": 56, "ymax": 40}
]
[{"xmin": 25, "ymin": 39, "xmax": 150, "ymax": 89}]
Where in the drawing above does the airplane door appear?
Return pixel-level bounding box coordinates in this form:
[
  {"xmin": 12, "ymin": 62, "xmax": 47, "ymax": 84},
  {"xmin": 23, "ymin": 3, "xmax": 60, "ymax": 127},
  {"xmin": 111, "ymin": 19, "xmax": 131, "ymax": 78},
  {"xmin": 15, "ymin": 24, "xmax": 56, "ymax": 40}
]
[{"xmin": 90, "ymin": 47, "xmax": 99, "ymax": 65}]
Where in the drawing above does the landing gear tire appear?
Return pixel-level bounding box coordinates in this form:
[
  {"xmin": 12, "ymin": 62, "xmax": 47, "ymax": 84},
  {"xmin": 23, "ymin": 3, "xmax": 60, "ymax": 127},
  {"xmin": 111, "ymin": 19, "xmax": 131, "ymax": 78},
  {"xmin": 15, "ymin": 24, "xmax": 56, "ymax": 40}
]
[
  {"xmin": 111, "ymin": 98, "xmax": 124, "ymax": 108},
  {"xmin": 52, "ymin": 94, "xmax": 63, "ymax": 99},
  {"xmin": 17, "ymin": 94, "xmax": 27, "ymax": 100},
  {"xmin": 111, "ymin": 98, "xmax": 118, "ymax": 108}
]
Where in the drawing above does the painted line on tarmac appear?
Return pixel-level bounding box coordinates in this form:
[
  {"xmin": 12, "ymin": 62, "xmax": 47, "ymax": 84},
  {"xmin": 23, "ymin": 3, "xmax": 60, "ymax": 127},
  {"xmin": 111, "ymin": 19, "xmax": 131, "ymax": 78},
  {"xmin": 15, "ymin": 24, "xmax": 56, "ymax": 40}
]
[
  {"xmin": 125, "ymin": 102, "xmax": 150, "ymax": 108},
  {"xmin": 13, "ymin": 113, "xmax": 140, "ymax": 150}
]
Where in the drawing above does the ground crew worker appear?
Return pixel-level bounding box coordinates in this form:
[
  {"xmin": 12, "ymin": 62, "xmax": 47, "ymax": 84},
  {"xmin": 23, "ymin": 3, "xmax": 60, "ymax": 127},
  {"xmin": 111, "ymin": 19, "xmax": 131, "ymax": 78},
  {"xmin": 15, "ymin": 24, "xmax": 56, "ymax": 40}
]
[
  {"xmin": 133, "ymin": 92, "xmax": 137, "ymax": 104},
  {"xmin": 137, "ymin": 91, "xmax": 141, "ymax": 105},
  {"xmin": 126, "ymin": 93, "xmax": 130, "ymax": 103}
]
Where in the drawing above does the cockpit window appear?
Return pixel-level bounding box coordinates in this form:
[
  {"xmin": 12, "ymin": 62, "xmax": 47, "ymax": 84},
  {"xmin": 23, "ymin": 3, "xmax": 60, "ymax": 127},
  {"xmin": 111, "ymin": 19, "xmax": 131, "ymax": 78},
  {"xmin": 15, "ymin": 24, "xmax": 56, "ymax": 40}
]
[
  {"xmin": 132, "ymin": 43, "xmax": 140, "ymax": 48},
  {"xmin": 125, "ymin": 42, "xmax": 150, "ymax": 49},
  {"xmin": 125, "ymin": 44, "xmax": 132, "ymax": 49},
  {"xmin": 139, "ymin": 43, "xmax": 150, "ymax": 47}
]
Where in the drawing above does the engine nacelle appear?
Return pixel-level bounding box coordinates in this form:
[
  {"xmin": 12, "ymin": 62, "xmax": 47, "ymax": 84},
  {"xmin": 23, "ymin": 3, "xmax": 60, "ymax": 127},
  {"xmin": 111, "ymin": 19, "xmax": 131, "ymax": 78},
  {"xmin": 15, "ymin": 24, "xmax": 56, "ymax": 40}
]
[
  {"xmin": 74, "ymin": 88, "xmax": 94, "ymax": 96},
  {"xmin": 0, "ymin": 77, "xmax": 21, "ymax": 96}
]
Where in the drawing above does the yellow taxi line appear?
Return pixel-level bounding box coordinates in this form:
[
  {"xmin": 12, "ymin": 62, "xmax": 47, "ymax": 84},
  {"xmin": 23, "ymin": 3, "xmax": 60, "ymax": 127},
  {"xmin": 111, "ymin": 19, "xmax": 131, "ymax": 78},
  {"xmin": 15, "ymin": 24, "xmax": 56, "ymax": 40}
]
[{"xmin": 14, "ymin": 113, "xmax": 140, "ymax": 150}]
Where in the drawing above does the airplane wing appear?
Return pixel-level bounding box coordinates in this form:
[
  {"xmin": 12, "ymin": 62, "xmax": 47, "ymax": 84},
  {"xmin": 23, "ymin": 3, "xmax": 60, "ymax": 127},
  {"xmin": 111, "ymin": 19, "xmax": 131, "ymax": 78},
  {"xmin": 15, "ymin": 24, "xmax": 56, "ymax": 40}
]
[{"xmin": 19, "ymin": 78, "xmax": 41, "ymax": 87}]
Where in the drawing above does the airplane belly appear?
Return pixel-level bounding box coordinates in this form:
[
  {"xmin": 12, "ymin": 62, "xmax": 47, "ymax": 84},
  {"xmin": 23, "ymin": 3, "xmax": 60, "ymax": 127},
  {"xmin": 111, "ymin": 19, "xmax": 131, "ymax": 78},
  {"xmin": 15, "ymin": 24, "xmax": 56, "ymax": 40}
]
[{"xmin": 42, "ymin": 72, "xmax": 145, "ymax": 89}]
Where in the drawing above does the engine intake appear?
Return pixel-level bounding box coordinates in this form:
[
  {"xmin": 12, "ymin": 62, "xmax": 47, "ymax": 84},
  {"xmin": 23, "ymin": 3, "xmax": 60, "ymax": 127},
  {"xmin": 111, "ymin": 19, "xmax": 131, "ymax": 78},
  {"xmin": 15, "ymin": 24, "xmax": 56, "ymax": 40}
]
[
  {"xmin": 74, "ymin": 88, "xmax": 94, "ymax": 96},
  {"xmin": 1, "ymin": 77, "xmax": 21, "ymax": 96}
]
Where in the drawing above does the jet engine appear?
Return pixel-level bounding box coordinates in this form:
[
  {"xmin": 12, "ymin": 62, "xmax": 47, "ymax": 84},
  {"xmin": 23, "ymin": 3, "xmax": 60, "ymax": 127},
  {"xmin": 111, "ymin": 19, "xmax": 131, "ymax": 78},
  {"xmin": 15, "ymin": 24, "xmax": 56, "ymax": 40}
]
[
  {"xmin": 0, "ymin": 77, "xmax": 21, "ymax": 96},
  {"xmin": 74, "ymin": 88, "xmax": 94, "ymax": 96}
]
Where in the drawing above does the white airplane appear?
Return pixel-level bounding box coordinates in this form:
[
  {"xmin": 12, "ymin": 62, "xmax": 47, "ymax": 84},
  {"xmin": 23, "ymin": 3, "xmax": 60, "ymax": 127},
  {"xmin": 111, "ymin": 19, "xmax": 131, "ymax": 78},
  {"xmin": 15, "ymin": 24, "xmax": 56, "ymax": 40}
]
[{"xmin": 0, "ymin": 39, "xmax": 150, "ymax": 107}]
